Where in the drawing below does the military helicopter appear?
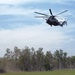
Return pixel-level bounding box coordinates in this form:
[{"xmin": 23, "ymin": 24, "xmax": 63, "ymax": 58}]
[{"xmin": 34, "ymin": 9, "xmax": 68, "ymax": 27}]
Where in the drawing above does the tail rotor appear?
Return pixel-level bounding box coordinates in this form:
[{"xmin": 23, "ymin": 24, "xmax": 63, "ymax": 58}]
[{"xmin": 65, "ymin": 18, "xmax": 68, "ymax": 26}]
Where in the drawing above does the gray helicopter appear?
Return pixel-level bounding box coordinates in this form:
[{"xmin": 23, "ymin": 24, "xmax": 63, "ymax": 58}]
[{"xmin": 35, "ymin": 9, "xmax": 68, "ymax": 27}]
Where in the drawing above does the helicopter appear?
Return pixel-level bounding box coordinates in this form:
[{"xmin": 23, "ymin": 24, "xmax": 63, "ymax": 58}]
[{"xmin": 34, "ymin": 9, "xmax": 68, "ymax": 27}]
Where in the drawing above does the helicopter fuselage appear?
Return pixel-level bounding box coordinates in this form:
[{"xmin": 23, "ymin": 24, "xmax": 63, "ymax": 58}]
[
  {"xmin": 46, "ymin": 16, "xmax": 60, "ymax": 26},
  {"xmin": 46, "ymin": 16, "xmax": 67, "ymax": 27}
]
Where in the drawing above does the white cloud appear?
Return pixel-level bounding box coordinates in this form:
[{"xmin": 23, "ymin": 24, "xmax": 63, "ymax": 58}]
[
  {"xmin": 0, "ymin": 4, "xmax": 44, "ymax": 15},
  {"xmin": 0, "ymin": 0, "xmax": 73, "ymax": 15},
  {"xmin": 0, "ymin": 5, "xmax": 34, "ymax": 15},
  {"xmin": 0, "ymin": 0, "xmax": 41, "ymax": 4},
  {"xmin": 0, "ymin": 23, "xmax": 72, "ymax": 57},
  {"xmin": 0, "ymin": 0, "xmax": 42, "ymax": 16},
  {"xmin": 0, "ymin": 0, "xmax": 73, "ymax": 4}
]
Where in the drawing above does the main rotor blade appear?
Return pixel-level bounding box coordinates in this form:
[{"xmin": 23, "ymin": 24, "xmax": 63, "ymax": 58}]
[
  {"xmin": 56, "ymin": 10, "xmax": 68, "ymax": 16},
  {"xmin": 35, "ymin": 16, "xmax": 45, "ymax": 18},
  {"xmin": 49, "ymin": 9, "xmax": 53, "ymax": 16},
  {"xmin": 35, "ymin": 16, "xmax": 49, "ymax": 18},
  {"xmin": 34, "ymin": 12, "xmax": 48, "ymax": 16}
]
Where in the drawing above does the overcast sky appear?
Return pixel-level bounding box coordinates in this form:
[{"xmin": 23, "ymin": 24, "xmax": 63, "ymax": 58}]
[{"xmin": 0, "ymin": 0, "xmax": 75, "ymax": 57}]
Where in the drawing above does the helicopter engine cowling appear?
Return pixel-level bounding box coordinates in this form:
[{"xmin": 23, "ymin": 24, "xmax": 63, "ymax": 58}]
[{"xmin": 46, "ymin": 16, "xmax": 60, "ymax": 26}]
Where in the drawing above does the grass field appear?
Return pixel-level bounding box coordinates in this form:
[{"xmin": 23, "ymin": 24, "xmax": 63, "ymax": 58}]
[{"xmin": 0, "ymin": 70, "xmax": 75, "ymax": 75}]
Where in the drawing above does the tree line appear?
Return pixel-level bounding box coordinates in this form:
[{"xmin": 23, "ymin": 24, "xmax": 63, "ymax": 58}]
[{"xmin": 0, "ymin": 46, "xmax": 75, "ymax": 72}]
